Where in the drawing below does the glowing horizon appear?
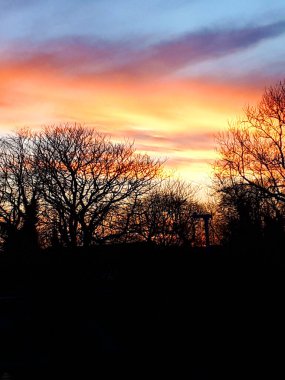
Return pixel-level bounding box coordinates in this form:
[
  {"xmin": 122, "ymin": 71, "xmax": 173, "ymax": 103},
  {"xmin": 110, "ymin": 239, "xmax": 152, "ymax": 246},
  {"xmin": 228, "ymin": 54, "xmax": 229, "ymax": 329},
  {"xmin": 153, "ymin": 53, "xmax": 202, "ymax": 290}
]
[{"xmin": 1, "ymin": 1, "xmax": 285, "ymax": 197}]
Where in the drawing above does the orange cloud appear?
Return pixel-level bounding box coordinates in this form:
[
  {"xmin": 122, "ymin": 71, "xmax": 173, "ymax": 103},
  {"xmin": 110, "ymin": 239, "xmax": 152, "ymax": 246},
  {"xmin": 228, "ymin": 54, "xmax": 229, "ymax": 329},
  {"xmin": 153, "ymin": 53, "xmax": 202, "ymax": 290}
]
[{"xmin": 0, "ymin": 47, "xmax": 264, "ymax": 190}]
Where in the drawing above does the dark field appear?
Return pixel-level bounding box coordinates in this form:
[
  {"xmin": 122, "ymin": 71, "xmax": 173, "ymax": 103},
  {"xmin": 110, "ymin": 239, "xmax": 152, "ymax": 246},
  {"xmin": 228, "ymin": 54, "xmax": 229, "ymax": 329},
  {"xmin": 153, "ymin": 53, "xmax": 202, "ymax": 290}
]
[{"xmin": 0, "ymin": 244, "xmax": 284, "ymax": 378}]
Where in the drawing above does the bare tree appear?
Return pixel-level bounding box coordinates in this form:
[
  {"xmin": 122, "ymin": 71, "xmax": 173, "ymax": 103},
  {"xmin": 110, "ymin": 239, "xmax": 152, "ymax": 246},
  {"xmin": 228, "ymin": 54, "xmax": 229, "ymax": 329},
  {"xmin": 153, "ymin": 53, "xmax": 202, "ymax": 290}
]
[
  {"xmin": 214, "ymin": 80, "xmax": 285, "ymax": 251},
  {"xmin": 0, "ymin": 130, "xmax": 39, "ymax": 252},
  {"xmin": 127, "ymin": 179, "xmax": 203, "ymax": 246},
  {"xmin": 215, "ymin": 80, "xmax": 285, "ymax": 203},
  {"xmin": 34, "ymin": 124, "xmax": 163, "ymax": 247}
]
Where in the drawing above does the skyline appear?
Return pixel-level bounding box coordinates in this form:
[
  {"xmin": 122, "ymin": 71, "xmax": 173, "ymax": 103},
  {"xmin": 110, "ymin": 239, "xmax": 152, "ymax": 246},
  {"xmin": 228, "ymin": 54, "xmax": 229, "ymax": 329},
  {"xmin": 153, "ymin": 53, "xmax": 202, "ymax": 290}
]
[{"xmin": 1, "ymin": 0, "xmax": 285, "ymax": 192}]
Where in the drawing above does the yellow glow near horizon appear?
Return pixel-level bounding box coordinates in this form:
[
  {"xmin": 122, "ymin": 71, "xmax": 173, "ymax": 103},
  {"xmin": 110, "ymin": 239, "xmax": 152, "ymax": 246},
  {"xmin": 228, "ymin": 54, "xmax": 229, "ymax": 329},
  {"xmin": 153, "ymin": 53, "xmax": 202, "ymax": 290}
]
[{"xmin": 0, "ymin": 58, "xmax": 262, "ymax": 195}]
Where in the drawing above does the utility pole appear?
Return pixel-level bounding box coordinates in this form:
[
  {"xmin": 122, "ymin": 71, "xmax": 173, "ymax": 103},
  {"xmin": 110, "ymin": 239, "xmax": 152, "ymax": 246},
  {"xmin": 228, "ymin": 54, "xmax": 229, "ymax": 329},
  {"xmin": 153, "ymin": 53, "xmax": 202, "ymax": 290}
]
[{"xmin": 192, "ymin": 212, "xmax": 212, "ymax": 247}]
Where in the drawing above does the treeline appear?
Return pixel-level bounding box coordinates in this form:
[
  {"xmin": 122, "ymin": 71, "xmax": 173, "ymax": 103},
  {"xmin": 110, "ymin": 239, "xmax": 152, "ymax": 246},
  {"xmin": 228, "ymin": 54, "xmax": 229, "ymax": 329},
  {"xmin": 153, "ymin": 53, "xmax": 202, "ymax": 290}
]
[
  {"xmin": 0, "ymin": 124, "xmax": 209, "ymax": 252},
  {"xmin": 213, "ymin": 80, "xmax": 285, "ymax": 257},
  {"xmin": 1, "ymin": 80, "xmax": 285, "ymax": 256}
]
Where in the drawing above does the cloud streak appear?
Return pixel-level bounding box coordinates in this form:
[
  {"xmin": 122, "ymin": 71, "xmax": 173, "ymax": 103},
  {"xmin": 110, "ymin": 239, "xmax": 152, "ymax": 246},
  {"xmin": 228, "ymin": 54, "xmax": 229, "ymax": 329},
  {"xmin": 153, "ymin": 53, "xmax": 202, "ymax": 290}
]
[
  {"xmin": 0, "ymin": 18, "xmax": 284, "ymax": 186},
  {"xmin": 124, "ymin": 20, "xmax": 285, "ymax": 77},
  {"xmin": 2, "ymin": 20, "xmax": 285, "ymax": 81},
  {"xmin": 117, "ymin": 129, "xmax": 216, "ymax": 152}
]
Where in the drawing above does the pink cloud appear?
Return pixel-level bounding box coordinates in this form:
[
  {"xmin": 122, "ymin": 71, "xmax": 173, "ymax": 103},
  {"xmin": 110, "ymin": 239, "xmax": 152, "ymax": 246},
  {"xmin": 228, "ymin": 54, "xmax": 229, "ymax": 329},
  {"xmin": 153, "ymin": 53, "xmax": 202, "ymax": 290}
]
[{"xmin": 2, "ymin": 20, "xmax": 284, "ymax": 84}]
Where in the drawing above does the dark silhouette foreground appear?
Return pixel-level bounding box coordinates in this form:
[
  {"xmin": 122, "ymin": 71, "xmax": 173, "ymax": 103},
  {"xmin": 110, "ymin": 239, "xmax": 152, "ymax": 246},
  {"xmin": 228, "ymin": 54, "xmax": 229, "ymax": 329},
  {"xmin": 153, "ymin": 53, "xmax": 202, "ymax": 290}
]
[{"xmin": 0, "ymin": 244, "xmax": 284, "ymax": 378}]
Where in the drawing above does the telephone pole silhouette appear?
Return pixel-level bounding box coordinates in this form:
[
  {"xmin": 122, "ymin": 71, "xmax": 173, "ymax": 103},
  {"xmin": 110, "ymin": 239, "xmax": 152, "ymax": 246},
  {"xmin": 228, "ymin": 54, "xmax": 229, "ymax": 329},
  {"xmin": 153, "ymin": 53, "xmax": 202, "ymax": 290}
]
[{"xmin": 192, "ymin": 212, "xmax": 212, "ymax": 247}]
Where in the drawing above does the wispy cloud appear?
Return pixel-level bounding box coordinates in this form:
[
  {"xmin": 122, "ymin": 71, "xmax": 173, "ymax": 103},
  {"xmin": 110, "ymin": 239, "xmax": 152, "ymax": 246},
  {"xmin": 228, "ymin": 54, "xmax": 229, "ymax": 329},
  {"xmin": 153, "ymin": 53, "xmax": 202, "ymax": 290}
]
[
  {"xmin": 2, "ymin": 20, "xmax": 285, "ymax": 81},
  {"xmin": 0, "ymin": 19, "xmax": 283, "ymax": 183},
  {"xmin": 117, "ymin": 129, "xmax": 216, "ymax": 152},
  {"xmin": 128, "ymin": 20, "xmax": 285, "ymax": 77},
  {"xmin": 113, "ymin": 20, "xmax": 285, "ymax": 78}
]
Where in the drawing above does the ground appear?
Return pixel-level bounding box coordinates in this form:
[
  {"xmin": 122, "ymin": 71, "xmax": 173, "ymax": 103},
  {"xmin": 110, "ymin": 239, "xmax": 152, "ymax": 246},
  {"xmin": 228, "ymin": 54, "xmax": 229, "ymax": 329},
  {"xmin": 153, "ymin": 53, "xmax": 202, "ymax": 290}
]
[{"xmin": 0, "ymin": 244, "xmax": 284, "ymax": 378}]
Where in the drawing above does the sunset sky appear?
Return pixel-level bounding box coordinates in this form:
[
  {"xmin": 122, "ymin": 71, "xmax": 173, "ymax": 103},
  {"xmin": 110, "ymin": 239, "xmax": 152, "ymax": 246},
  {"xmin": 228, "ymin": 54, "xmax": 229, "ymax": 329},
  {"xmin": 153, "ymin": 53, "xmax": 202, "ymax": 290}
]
[{"xmin": 1, "ymin": 0, "xmax": 285, "ymax": 194}]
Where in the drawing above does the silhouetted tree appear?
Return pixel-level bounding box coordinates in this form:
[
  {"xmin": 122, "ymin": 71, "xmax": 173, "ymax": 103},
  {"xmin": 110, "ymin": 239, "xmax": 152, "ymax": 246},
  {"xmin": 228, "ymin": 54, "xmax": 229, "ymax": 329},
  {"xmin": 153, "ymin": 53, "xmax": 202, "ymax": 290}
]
[
  {"xmin": 214, "ymin": 80, "xmax": 285, "ymax": 253},
  {"xmin": 34, "ymin": 124, "xmax": 163, "ymax": 247},
  {"xmin": 0, "ymin": 130, "xmax": 39, "ymax": 253},
  {"xmin": 216, "ymin": 184, "xmax": 264, "ymax": 249},
  {"xmin": 126, "ymin": 179, "xmax": 203, "ymax": 246},
  {"xmin": 215, "ymin": 80, "xmax": 285, "ymax": 203}
]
